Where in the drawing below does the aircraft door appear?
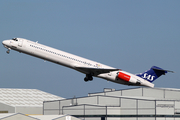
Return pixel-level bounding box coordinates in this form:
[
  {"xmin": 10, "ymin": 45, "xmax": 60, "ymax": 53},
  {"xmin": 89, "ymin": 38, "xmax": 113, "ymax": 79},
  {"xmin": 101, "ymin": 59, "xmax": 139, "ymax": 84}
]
[{"xmin": 18, "ymin": 39, "xmax": 23, "ymax": 47}]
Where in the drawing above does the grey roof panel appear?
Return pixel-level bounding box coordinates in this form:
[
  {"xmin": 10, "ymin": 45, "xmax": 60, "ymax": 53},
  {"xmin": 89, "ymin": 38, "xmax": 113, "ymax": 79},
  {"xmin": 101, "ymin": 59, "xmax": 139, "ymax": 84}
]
[{"xmin": 0, "ymin": 88, "xmax": 63, "ymax": 107}]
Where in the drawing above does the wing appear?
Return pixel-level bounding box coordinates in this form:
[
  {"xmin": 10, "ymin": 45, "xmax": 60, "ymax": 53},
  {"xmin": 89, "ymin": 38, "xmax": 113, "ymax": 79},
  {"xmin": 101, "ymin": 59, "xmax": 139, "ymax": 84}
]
[{"xmin": 75, "ymin": 67, "xmax": 120, "ymax": 76}]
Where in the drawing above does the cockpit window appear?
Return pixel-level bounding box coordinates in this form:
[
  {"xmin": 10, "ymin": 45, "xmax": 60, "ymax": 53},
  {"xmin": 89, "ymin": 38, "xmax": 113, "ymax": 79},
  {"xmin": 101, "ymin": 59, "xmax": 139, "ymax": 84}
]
[{"xmin": 12, "ymin": 38, "xmax": 18, "ymax": 41}]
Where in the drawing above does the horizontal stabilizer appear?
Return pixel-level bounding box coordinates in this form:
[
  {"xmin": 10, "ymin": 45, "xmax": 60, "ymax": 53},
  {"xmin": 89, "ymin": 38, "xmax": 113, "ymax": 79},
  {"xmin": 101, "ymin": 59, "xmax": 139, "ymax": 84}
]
[{"xmin": 152, "ymin": 67, "xmax": 174, "ymax": 73}]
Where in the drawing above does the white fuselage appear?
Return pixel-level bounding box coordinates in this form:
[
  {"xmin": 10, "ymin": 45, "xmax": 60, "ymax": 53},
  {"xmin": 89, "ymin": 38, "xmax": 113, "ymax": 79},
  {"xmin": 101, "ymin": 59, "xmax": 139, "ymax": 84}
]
[{"xmin": 2, "ymin": 38, "xmax": 154, "ymax": 87}]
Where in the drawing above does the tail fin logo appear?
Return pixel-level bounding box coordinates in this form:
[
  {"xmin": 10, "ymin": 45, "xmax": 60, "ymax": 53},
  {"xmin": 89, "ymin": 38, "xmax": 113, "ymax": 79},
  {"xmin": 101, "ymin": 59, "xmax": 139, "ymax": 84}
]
[{"xmin": 142, "ymin": 73, "xmax": 155, "ymax": 81}]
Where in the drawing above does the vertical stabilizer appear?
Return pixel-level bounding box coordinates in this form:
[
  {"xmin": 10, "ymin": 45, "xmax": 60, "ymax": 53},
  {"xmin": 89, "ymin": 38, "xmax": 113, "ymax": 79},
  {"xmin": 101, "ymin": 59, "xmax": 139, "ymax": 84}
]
[{"xmin": 136, "ymin": 66, "xmax": 171, "ymax": 83}]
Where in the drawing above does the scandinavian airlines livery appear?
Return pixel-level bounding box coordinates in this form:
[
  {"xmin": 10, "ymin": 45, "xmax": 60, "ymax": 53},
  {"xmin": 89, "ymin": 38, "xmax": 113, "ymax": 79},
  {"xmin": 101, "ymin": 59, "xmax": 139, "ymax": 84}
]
[{"xmin": 2, "ymin": 38, "xmax": 173, "ymax": 87}]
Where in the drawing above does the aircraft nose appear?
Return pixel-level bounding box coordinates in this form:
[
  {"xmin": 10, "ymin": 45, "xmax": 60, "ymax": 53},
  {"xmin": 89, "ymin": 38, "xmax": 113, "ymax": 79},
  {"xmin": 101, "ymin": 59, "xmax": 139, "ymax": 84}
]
[{"xmin": 2, "ymin": 40, "xmax": 9, "ymax": 45}]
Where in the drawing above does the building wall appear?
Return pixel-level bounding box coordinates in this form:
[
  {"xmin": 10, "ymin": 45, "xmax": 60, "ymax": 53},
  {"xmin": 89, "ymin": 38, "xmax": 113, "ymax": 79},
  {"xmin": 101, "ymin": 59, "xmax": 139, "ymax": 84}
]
[
  {"xmin": 16, "ymin": 106, "xmax": 42, "ymax": 115},
  {"xmin": 165, "ymin": 90, "xmax": 180, "ymax": 99},
  {"xmin": 44, "ymin": 101, "xmax": 60, "ymax": 115},
  {"xmin": 143, "ymin": 88, "xmax": 164, "ymax": 98},
  {"xmin": 44, "ymin": 88, "xmax": 180, "ymax": 120},
  {"xmin": 0, "ymin": 103, "xmax": 15, "ymax": 113},
  {"xmin": 44, "ymin": 96, "xmax": 157, "ymax": 116}
]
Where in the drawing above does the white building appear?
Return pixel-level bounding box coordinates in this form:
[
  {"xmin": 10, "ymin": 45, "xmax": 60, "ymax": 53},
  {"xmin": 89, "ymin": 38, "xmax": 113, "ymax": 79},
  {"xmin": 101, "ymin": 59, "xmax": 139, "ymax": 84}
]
[
  {"xmin": 0, "ymin": 88, "xmax": 63, "ymax": 115},
  {"xmin": 44, "ymin": 87, "xmax": 180, "ymax": 120}
]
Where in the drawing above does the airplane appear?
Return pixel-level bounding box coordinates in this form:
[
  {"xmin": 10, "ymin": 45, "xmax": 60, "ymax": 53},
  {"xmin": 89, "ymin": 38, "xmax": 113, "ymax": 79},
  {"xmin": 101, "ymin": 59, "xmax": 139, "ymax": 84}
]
[{"xmin": 2, "ymin": 38, "xmax": 173, "ymax": 88}]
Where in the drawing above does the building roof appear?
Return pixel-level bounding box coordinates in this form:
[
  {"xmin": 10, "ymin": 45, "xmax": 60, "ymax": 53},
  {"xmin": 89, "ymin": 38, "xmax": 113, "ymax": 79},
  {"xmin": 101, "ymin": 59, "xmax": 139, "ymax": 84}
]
[
  {"xmin": 0, "ymin": 113, "xmax": 39, "ymax": 120},
  {"xmin": 0, "ymin": 88, "xmax": 63, "ymax": 107},
  {"xmin": 88, "ymin": 87, "xmax": 180, "ymax": 100},
  {"xmin": 30, "ymin": 115, "xmax": 70, "ymax": 120}
]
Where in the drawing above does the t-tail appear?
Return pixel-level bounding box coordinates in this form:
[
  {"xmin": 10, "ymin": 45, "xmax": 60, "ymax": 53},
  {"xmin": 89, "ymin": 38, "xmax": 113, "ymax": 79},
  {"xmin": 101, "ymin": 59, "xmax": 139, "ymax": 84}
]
[{"xmin": 136, "ymin": 66, "xmax": 173, "ymax": 83}]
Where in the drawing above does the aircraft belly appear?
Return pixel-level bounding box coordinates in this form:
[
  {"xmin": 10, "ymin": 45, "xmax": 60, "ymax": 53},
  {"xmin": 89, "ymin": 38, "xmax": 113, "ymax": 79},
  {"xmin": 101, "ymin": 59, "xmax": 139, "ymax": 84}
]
[{"xmin": 97, "ymin": 71, "xmax": 117, "ymax": 81}]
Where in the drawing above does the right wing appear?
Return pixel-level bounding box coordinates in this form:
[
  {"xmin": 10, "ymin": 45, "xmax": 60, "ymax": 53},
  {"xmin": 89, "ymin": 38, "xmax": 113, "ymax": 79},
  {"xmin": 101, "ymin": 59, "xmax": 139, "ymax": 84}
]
[{"xmin": 75, "ymin": 66, "xmax": 120, "ymax": 76}]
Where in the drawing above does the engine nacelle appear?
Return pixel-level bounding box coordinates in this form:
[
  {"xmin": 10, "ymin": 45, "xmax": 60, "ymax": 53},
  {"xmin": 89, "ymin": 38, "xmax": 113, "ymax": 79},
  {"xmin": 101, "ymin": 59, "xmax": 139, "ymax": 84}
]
[
  {"xmin": 117, "ymin": 72, "xmax": 137, "ymax": 84},
  {"xmin": 117, "ymin": 72, "xmax": 131, "ymax": 82}
]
